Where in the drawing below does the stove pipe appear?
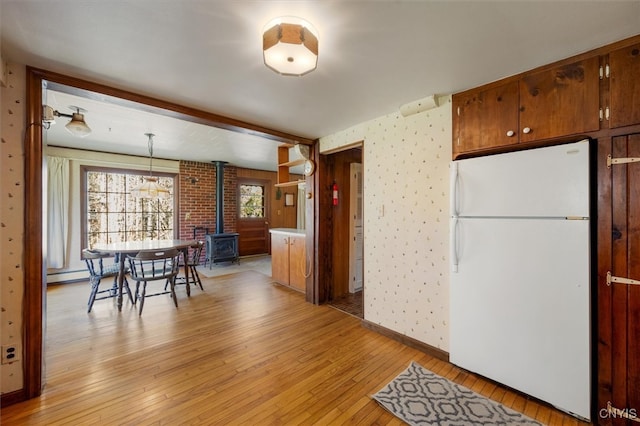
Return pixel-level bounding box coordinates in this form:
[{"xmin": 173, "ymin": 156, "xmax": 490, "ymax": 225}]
[{"xmin": 212, "ymin": 161, "xmax": 227, "ymax": 234}]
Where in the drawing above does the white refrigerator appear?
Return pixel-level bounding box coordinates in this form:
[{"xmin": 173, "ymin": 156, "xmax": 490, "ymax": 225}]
[{"xmin": 449, "ymin": 140, "xmax": 591, "ymax": 420}]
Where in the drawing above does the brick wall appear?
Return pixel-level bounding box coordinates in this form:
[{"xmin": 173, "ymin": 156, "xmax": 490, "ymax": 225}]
[{"xmin": 178, "ymin": 161, "xmax": 237, "ymax": 241}]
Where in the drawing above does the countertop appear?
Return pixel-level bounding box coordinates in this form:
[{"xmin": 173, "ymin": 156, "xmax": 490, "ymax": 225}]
[{"xmin": 269, "ymin": 228, "xmax": 306, "ymax": 235}]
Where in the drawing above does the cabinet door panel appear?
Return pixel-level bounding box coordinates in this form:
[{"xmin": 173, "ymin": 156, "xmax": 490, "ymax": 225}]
[
  {"xmin": 455, "ymin": 81, "xmax": 519, "ymax": 155},
  {"xmin": 520, "ymin": 56, "xmax": 600, "ymax": 142},
  {"xmin": 288, "ymin": 235, "xmax": 306, "ymax": 292},
  {"xmin": 271, "ymin": 235, "xmax": 289, "ymax": 285},
  {"xmin": 609, "ymin": 43, "xmax": 640, "ymax": 128}
]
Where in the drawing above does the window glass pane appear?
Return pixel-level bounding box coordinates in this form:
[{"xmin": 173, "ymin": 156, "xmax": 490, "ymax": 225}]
[
  {"xmin": 107, "ymin": 192, "xmax": 126, "ymax": 213},
  {"xmin": 88, "ymin": 193, "xmax": 106, "ymax": 213},
  {"xmin": 106, "ymin": 173, "xmax": 124, "ymax": 190},
  {"xmin": 127, "ymin": 174, "xmax": 143, "ymax": 191},
  {"xmin": 87, "ymin": 171, "xmax": 106, "ymax": 192},
  {"xmin": 240, "ymin": 184, "xmax": 265, "ymax": 218}
]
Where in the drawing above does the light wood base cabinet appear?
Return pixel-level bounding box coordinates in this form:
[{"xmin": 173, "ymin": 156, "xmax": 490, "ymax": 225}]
[{"xmin": 270, "ymin": 230, "xmax": 306, "ymax": 293}]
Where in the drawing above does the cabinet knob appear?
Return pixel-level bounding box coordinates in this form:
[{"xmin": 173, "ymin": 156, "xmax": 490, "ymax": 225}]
[
  {"xmin": 522, "ymin": 127, "xmax": 532, "ymax": 134},
  {"xmin": 506, "ymin": 130, "xmax": 515, "ymax": 137}
]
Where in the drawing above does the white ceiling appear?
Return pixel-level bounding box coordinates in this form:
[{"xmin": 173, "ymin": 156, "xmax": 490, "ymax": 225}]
[
  {"xmin": 43, "ymin": 89, "xmax": 293, "ymax": 171},
  {"xmin": 2, "ymin": 1, "xmax": 639, "ymax": 169}
]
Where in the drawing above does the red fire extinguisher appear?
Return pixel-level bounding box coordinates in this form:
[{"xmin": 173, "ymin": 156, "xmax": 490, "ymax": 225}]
[{"xmin": 332, "ymin": 181, "xmax": 339, "ymax": 206}]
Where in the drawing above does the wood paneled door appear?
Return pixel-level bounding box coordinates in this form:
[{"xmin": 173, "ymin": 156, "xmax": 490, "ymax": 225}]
[
  {"xmin": 237, "ymin": 178, "xmax": 270, "ymax": 256},
  {"xmin": 598, "ymin": 134, "xmax": 640, "ymax": 425}
]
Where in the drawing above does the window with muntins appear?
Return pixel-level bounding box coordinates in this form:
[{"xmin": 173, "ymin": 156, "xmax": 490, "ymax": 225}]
[
  {"xmin": 83, "ymin": 167, "xmax": 176, "ymax": 248},
  {"xmin": 239, "ymin": 184, "xmax": 265, "ymax": 218}
]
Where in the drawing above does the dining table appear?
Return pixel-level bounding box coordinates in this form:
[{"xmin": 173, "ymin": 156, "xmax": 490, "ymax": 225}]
[{"xmin": 91, "ymin": 239, "xmax": 199, "ymax": 311}]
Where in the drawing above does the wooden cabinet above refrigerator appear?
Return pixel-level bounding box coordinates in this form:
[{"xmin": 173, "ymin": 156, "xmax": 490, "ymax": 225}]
[{"xmin": 453, "ymin": 34, "xmax": 640, "ymax": 159}]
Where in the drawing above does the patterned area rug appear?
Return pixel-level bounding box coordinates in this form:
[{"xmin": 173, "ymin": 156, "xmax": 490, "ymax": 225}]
[{"xmin": 372, "ymin": 362, "xmax": 542, "ymax": 426}]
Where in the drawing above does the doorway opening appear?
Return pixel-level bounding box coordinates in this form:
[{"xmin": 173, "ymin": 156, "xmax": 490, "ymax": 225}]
[
  {"xmin": 324, "ymin": 145, "xmax": 364, "ymax": 318},
  {"xmin": 19, "ymin": 67, "xmax": 314, "ymax": 401}
]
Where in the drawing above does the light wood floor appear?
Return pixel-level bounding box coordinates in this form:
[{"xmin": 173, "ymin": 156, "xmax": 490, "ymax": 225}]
[{"xmin": 2, "ymin": 271, "xmax": 588, "ymax": 425}]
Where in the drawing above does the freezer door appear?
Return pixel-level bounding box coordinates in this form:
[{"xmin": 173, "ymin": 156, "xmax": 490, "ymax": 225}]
[
  {"xmin": 450, "ymin": 217, "xmax": 591, "ymax": 420},
  {"xmin": 451, "ymin": 140, "xmax": 590, "ymax": 218}
]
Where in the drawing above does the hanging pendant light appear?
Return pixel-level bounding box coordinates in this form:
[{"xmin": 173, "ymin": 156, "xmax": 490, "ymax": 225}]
[{"xmin": 131, "ymin": 133, "xmax": 170, "ymax": 199}]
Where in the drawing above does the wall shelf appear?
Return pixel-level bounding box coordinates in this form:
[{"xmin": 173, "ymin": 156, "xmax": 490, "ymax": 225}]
[
  {"xmin": 277, "ymin": 144, "xmax": 305, "ymax": 186},
  {"xmin": 280, "ymin": 158, "xmax": 306, "ymax": 168},
  {"xmin": 275, "ymin": 180, "xmax": 305, "ymax": 188}
]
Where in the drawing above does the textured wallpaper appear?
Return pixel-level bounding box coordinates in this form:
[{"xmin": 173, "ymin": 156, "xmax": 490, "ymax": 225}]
[
  {"xmin": 320, "ymin": 96, "xmax": 452, "ymax": 351},
  {"xmin": 0, "ymin": 62, "xmax": 25, "ymax": 393}
]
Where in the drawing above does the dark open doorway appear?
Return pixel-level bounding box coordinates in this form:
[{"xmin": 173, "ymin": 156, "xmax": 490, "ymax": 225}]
[{"xmin": 324, "ymin": 145, "xmax": 363, "ymax": 318}]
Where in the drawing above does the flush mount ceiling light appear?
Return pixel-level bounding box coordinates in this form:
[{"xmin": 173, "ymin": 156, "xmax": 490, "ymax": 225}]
[
  {"xmin": 42, "ymin": 105, "xmax": 92, "ymax": 137},
  {"xmin": 263, "ymin": 16, "xmax": 318, "ymax": 76},
  {"xmin": 131, "ymin": 133, "xmax": 171, "ymax": 199}
]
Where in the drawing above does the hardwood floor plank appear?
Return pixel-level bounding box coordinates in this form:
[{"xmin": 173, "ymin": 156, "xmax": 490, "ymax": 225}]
[{"xmin": 2, "ymin": 272, "xmax": 588, "ymax": 425}]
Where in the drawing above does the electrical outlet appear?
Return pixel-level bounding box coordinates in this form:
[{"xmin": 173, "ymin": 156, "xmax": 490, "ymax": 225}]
[
  {"xmin": 185, "ymin": 212, "xmax": 191, "ymax": 220},
  {"xmin": 2, "ymin": 345, "xmax": 20, "ymax": 364}
]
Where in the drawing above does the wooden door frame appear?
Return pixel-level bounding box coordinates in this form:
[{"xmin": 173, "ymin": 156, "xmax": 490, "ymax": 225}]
[{"xmin": 17, "ymin": 67, "xmax": 315, "ymax": 402}]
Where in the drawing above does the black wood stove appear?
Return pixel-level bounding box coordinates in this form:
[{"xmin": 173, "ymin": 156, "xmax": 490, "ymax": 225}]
[{"xmin": 204, "ymin": 161, "xmax": 239, "ymax": 268}]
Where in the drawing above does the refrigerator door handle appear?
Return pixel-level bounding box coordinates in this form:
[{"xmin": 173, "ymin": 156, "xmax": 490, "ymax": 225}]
[
  {"xmin": 450, "ymin": 162, "xmax": 459, "ymax": 216},
  {"xmin": 450, "ymin": 217, "xmax": 459, "ymax": 273}
]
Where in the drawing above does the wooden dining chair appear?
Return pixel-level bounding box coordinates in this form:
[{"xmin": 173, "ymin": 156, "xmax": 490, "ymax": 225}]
[
  {"xmin": 175, "ymin": 241, "xmax": 205, "ymax": 292},
  {"xmin": 127, "ymin": 248, "xmax": 181, "ymax": 316},
  {"xmin": 82, "ymin": 249, "xmax": 133, "ymax": 313}
]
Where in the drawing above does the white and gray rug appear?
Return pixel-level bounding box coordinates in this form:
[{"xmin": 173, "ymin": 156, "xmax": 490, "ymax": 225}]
[{"xmin": 372, "ymin": 362, "xmax": 542, "ymax": 426}]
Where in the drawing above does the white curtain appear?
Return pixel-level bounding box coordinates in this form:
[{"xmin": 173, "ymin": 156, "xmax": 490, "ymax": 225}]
[{"xmin": 47, "ymin": 156, "xmax": 70, "ymax": 269}]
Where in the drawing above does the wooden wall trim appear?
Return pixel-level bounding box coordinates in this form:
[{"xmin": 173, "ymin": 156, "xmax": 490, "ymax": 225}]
[
  {"xmin": 0, "ymin": 389, "xmax": 27, "ymax": 407},
  {"xmin": 306, "ymin": 143, "xmax": 322, "ymax": 304},
  {"xmin": 24, "ymin": 68, "xmax": 45, "ymax": 400},
  {"xmin": 361, "ymin": 320, "xmax": 449, "ymax": 362}
]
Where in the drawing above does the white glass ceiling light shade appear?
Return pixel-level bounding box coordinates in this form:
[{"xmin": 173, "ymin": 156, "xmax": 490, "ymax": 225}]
[
  {"xmin": 65, "ymin": 110, "xmax": 91, "ymax": 137},
  {"xmin": 131, "ymin": 133, "xmax": 171, "ymax": 199},
  {"xmin": 263, "ymin": 17, "xmax": 318, "ymax": 76}
]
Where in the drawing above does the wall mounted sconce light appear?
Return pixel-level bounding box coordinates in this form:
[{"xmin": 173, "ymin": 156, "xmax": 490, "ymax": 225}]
[
  {"xmin": 186, "ymin": 177, "xmax": 200, "ymax": 184},
  {"xmin": 42, "ymin": 105, "xmax": 92, "ymax": 137}
]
